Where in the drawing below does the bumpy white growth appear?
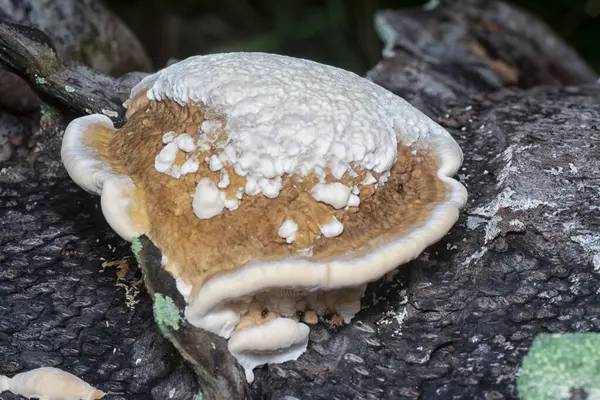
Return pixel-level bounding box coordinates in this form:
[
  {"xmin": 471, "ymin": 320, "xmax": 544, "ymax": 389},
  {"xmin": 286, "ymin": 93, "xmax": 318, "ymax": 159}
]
[
  {"xmin": 378, "ymin": 171, "xmax": 391, "ymax": 185},
  {"xmin": 347, "ymin": 194, "xmax": 361, "ymax": 208},
  {"xmin": 197, "ymin": 137, "xmax": 210, "ymax": 152},
  {"xmin": 228, "ymin": 318, "xmax": 310, "ymax": 383},
  {"xmin": 319, "ymin": 216, "xmax": 344, "ymax": 238},
  {"xmin": 180, "ymin": 158, "xmax": 200, "ymax": 175},
  {"xmin": 155, "ymin": 142, "xmax": 179, "ymax": 173},
  {"xmin": 311, "ymin": 182, "xmax": 352, "ymax": 209},
  {"xmin": 258, "ymin": 177, "xmax": 283, "ymax": 199},
  {"xmin": 131, "ymin": 53, "xmax": 451, "ymax": 201},
  {"xmin": 162, "ymin": 131, "xmax": 176, "ymax": 144},
  {"xmin": 218, "ymin": 171, "xmax": 230, "ymax": 188},
  {"xmin": 192, "ymin": 178, "xmax": 225, "ymax": 219},
  {"xmin": 361, "ymin": 172, "xmax": 377, "ymax": 185},
  {"xmin": 278, "ymin": 220, "xmax": 299, "ymax": 243},
  {"xmin": 244, "ymin": 176, "xmax": 260, "ymax": 196},
  {"xmin": 176, "ymin": 134, "xmax": 196, "ymax": 152},
  {"xmin": 200, "ymin": 119, "xmax": 222, "ymax": 135},
  {"xmin": 0, "ymin": 367, "xmax": 104, "ymax": 400},
  {"xmin": 222, "ymin": 195, "xmax": 239, "ymax": 211},
  {"xmin": 209, "ymin": 154, "xmax": 223, "ymax": 171}
]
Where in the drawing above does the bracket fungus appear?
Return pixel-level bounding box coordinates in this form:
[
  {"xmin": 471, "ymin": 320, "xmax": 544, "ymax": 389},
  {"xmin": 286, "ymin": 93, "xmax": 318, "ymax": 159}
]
[
  {"xmin": 0, "ymin": 367, "xmax": 104, "ymax": 400},
  {"xmin": 61, "ymin": 52, "xmax": 467, "ymax": 382}
]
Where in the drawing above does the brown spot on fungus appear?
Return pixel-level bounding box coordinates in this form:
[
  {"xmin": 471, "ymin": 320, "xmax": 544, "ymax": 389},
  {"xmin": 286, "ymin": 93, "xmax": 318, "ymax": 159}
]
[{"xmin": 303, "ymin": 310, "xmax": 319, "ymax": 325}]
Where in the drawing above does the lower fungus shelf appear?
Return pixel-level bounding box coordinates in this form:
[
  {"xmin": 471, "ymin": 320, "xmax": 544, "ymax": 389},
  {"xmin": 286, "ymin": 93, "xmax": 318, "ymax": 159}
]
[{"xmin": 227, "ymin": 318, "xmax": 311, "ymax": 383}]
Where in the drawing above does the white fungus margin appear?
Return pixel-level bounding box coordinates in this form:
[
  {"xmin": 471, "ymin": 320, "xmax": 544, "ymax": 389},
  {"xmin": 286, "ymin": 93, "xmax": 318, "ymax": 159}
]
[{"xmin": 61, "ymin": 114, "xmax": 144, "ymax": 241}]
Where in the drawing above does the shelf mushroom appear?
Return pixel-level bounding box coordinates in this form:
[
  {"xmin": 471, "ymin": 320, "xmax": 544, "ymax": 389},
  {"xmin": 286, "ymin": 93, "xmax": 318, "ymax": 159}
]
[
  {"xmin": 0, "ymin": 367, "xmax": 104, "ymax": 400},
  {"xmin": 61, "ymin": 52, "xmax": 468, "ymax": 382}
]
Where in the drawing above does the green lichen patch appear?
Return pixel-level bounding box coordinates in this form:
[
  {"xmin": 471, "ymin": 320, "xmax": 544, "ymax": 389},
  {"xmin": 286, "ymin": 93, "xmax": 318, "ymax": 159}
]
[
  {"xmin": 64, "ymin": 85, "xmax": 76, "ymax": 93},
  {"xmin": 131, "ymin": 236, "xmax": 142, "ymax": 264},
  {"xmin": 517, "ymin": 333, "xmax": 600, "ymax": 400},
  {"xmin": 34, "ymin": 75, "xmax": 47, "ymax": 85},
  {"xmin": 153, "ymin": 293, "xmax": 181, "ymax": 332},
  {"xmin": 38, "ymin": 103, "xmax": 61, "ymax": 130},
  {"xmin": 193, "ymin": 393, "xmax": 204, "ymax": 400},
  {"xmin": 39, "ymin": 103, "xmax": 58, "ymax": 119}
]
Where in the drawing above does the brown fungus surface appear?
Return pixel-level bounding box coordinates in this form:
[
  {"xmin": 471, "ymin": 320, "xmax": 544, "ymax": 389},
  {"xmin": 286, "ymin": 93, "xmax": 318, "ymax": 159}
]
[{"xmin": 85, "ymin": 94, "xmax": 449, "ymax": 293}]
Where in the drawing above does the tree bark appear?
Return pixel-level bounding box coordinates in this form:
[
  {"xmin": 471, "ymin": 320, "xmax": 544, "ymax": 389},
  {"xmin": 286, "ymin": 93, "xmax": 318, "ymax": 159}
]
[{"xmin": 0, "ymin": 1, "xmax": 598, "ymax": 400}]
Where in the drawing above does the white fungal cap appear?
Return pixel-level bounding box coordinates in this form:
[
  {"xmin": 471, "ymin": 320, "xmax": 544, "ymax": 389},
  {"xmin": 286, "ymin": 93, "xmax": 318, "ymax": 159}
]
[
  {"xmin": 228, "ymin": 318, "xmax": 310, "ymax": 383},
  {"xmin": 155, "ymin": 142, "xmax": 179, "ymax": 173},
  {"xmin": 218, "ymin": 170, "xmax": 230, "ymax": 188},
  {"xmin": 61, "ymin": 115, "xmax": 144, "ymax": 241},
  {"xmin": 162, "ymin": 131, "xmax": 176, "ymax": 144},
  {"xmin": 208, "ymin": 154, "xmax": 223, "ymax": 171},
  {"xmin": 180, "ymin": 157, "xmax": 200, "ymax": 175}
]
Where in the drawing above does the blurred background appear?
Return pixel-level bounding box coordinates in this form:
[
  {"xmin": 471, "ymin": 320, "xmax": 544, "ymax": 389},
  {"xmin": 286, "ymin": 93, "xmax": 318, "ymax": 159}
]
[{"xmin": 105, "ymin": 0, "xmax": 600, "ymax": 75}]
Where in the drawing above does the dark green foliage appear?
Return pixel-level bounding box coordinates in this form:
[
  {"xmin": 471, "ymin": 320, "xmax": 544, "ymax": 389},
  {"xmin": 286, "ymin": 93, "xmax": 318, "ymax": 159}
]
[{"xmin": 131, "ymin": 236, "xmax": 142, "ymax": 264}]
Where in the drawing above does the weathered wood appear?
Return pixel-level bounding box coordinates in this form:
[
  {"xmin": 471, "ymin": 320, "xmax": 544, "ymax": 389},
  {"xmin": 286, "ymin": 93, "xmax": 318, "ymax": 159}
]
[
  {"xmin": 0, "ymin": 0, "xmax": 153, "ymax": 160},
  {"xmin": 252, "ymin": 81, "xmax": 600, "ymax": 399},
  {"xmin": 0, "ymin": 20, "xmax": 129, "ymax": 128},
  {"xmin": 369, "ymin": 0, "xmax": 597, "ymax": 115},
  {"xmin": 136, "ymin": 236, "xmax": 248, "ymax": 400}
]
